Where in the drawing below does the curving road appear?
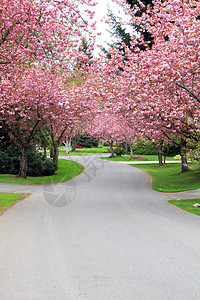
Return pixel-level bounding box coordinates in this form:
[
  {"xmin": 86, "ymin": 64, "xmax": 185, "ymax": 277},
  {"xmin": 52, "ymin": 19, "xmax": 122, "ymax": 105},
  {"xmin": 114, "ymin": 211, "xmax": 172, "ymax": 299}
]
[{"xmin": 0, "ymin": 155, "xmax": 200, "ymax": 300}]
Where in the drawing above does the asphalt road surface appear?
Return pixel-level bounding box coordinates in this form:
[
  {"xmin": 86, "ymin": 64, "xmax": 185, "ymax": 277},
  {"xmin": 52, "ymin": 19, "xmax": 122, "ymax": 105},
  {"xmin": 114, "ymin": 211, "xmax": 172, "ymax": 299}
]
[{"xmin": 0, "ymin": 155, "xmax": 200, "ymax": 300}]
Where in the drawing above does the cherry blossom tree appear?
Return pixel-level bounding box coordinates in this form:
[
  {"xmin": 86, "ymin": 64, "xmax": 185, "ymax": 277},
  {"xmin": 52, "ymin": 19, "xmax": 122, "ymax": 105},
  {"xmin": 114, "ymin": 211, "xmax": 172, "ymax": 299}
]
[
  {"xmin": 0, "ymin": 67, "xmax": 66, "ymax": 177},
  {"xmin": 93, "ymin": 0, "xmax": 200, "ymax": 171},
  {"xmin": 0, "ymin": 0, "xmax": 97, "ymax": 177},
  {"xmin": 0, "ymin": 0, "xmax": 96, "ymax": 71}
]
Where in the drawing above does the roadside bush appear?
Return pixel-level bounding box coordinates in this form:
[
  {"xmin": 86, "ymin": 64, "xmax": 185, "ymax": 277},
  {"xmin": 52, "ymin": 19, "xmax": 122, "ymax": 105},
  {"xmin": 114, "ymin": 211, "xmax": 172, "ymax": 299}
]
[
  {"xmin": 0, "ymin": 145, "xmax": 20, "ymax": 174},
  {"xmin": 132, "ymin": 140, "xmax": 180, "ymax": 156},
  {"xmin": 0, "ymin": 144, "xmax": 56, "ymax": 176},
  {"xmin": 132, "ymin": 140, "xmax": 157, "ymax": 155},
  {"xmin": 114, "ymin": 145, "xmax": 126, "ymax": 156},
  {"xmin": 130, "ymin": 156, "xmax": 148, "ymax": 161},
  {"xmin": 75, "ymin": 135, "xmax": 98, "ymax": 148},
  {"xmin": 174, "ymin": 155, "xmax": 181, "ymax": 160},
  {"xmin": 163, "ymin": 144, "xmax": 180, "ymax": 157},
  {"xmin": 42, "ymin": 158, "xmax": 57, "ymax": 176}
]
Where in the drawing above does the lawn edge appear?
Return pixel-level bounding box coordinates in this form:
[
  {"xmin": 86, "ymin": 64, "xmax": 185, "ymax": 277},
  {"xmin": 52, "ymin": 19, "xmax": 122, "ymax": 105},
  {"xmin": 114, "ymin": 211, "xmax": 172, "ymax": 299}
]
[
  {"xmin": 0, "ymin": 193, "xmax": 31, "ymax": 216},
  {"xmin": 130, "ymin": 164, "xmax": 200, "ymax": 193},
  {"xmin": 168, "ymin": 199, "xmax": 200, "ymax": 218},
  {"xmin": 0, "ymin": 159, "xmax": 84, "ymax": 185}
]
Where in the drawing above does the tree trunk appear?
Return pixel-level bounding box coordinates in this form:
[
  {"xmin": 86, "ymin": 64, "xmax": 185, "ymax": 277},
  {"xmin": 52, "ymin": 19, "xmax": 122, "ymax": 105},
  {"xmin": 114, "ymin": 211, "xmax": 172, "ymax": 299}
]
[
  {"xmin": 53, "ymin": 143, "xmax": 59, "ymax": 169},
  {"xmin": 180, "ymin": 138, "xmax": 189, "ymax": 172},
  {"xmin": 65, "ymin": 138, "xmax": 70, "ymax": 154},
  {"xmin": 18, "ymin": 145, "xmax": 28, "ymax": 178},
  {"xmin": 124, "ymin": 142, "xmax": 129, "ymax": 154},
  {"xmin": 110, "ymin": 141, "xmax": 114, "ymax": 156},
  {"xmin": 71, "ymin": 137, "xmax": 76, "ymax": 151},
  {"xmin": 130, "ymin": 144, "xmax": 134, "ymax": 159},
  {"xmin": 99, "ymin": 139, "xmax": 104, "ymax": 147},
  {"xmin": 157, "ymin": 141, "xmax": 163, "ymax": 167},
  {"xmin": 163, "ymin": 152, "xmax": 167, "ymax": 164}
]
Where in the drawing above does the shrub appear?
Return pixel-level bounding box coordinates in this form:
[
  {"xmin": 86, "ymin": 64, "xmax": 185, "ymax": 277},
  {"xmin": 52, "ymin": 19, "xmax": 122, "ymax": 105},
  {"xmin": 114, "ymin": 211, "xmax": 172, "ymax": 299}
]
[
  {"xmin": 130, "ymin": 156, "xmax": 148, "ymax": 161},
  {"xmin": 163, "ymin": 144, "xmax": 180, "ymax": 157},
  {"xmin": 27, "ymin": 150, "xmax": 43, "ymax": 176},
  {"xmin": 0, "ymin": 144, "xmax": 56, "ymax": 176},
  {"xmin": 174, "ymin": 155, "xmax": 181, "ymax": 160},
  {"xmin": 42, "ymin": 158, "xmax": 56, "ymax": 176},
  {"xmin": 75, "ymin": 135, "xmax": 98, "ymax": 148},
  {"xmin": 132, "ymin": 139, "xmax": 157, "ymax": 155},
  {"xmin": 114, "ymin": 146, "xmax": 126, "ymax": 156}
]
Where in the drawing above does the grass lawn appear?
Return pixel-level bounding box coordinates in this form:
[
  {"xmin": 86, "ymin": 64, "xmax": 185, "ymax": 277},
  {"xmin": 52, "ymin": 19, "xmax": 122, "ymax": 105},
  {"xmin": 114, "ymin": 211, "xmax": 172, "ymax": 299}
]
[
  {"xmin": 133, "ymin": 163, "xmax": 200, "ymax": 192},
  {"xmin": 0, "ymin": 159, "xmax": 83, "ymax": 184},
  {"xmin": 169, "ymin": 199, "xmax": 200, "ymax": 217},
  {"xmin": 100, "ymin": 154, "xmax": 175, "ymax": 161},
  {"xmin": 0, "ymin": 193, "xmax": 28, "ymax": 213},
  {"xmin": 46, "ymin": 146, "xmax": 112, "ymax": 156},
  {"xmin": 58, "ymin": 146, "xmax": 112, "ymax": 155}
]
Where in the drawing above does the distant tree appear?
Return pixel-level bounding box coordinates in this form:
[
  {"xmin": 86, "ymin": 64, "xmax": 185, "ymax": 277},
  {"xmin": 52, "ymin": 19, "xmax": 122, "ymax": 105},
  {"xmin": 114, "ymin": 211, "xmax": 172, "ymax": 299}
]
[
  {"xmin": 104, "ymin": 0, "xmax": 154, "ymax": 54},
  {"xmin": 127, "ymin": 0, "xmax": 154, "ymax": 49},
  {"xmin": 126, "ymin": 0, "xmax": 153, "ymax": 15},
  {"xmin": 77, "ymin": 38, "xmax": 93, "ymax": 68},
  {"xmin": 105, "ymin": 9, "xmax": 132, "ymax": 52}
]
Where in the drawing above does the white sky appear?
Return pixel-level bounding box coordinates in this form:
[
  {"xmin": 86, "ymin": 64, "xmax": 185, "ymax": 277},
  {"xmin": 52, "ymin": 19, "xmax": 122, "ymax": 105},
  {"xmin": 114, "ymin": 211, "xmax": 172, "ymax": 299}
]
[{"xmin": 92, "ymin": 0, "xmax": 133, "ymax": 55}]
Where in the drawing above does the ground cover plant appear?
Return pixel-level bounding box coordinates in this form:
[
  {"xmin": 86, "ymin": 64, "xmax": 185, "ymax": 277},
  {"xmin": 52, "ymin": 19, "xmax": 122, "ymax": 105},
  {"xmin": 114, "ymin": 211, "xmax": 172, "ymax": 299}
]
[
  {"xmin": 169, "ymin": 199, "xmax": 200, "ymax": 217},
  {"xmin": 0, "ymin": 193, "xmax": 27, "ymax": 213},
  {"xmin": 133, "ymin": 163, "xmax": 200, "ymax": 193},
  {"xmin": 0, "ymin": 159, "xmax": 83, "ymax": 184}
]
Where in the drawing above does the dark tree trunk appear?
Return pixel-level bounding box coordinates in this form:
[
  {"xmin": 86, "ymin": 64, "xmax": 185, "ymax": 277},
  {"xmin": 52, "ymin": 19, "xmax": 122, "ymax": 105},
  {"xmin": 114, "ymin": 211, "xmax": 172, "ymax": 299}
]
[
  {"xmin": 110, "ymin": 141, "xmax": 114, "ymax": 156},
  {"xmin": 130, "ymin": 144, "xmax": 134, "ymax": 159},
  {"xmin": 180, "ymin": 138, "xmax": 189, "ymax": 172},
  {"xmin": 157, "ymin": 141, "xmax": 163, "ymax": 167},
  {"xmin": 18, "ymin": 145, "xmax": 28, "ymax": 178},
  {"xmin": 53, "ymin": 143, "xmax": 59, "ymax": 169},
  {"xmin": 163, "ymin": 152, "xmax": 167, "ymax": 164},
  {"xmin": 71, "ymin": 137, "xmax": 76, "ymax": 151},
  {"xmin": 124, "ymin": 142, "xmax": 129, "ymax": 154}
]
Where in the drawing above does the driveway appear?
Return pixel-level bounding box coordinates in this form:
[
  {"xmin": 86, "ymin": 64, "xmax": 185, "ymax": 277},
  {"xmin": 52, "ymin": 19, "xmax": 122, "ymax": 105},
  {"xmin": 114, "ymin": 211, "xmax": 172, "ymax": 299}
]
[{"xmin": 0, "ymin": 155, "xmax": 200, "ymax": 300}]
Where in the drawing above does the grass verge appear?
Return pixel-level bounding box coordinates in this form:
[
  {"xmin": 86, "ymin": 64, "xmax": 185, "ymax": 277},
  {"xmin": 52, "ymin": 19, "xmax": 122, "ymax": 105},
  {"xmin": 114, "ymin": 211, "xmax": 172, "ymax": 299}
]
[
  {"xmin": 46, "ymin": 146, "xmax": 112, "ymax": 156},
  {"xmin": 0, "ymin": 159, "xmax": 84, "ymax": 184},
  {"xmin": 133, "ymin": 163, "xmax": 200, "ymax": 192},
  {"xmin": 169, "ymin": 199, "xmax": 200, "ymax": 217},
  {"xmin": 58, "ymin": 146, "xmax": 112, "ymax": 155},
  {"xmin": 0, "ymin": 193, "xmax": 28, "ymax": 214},
  {"xmin": 100, "ymin": 155, "xmax": 175, "ymax": 161}
]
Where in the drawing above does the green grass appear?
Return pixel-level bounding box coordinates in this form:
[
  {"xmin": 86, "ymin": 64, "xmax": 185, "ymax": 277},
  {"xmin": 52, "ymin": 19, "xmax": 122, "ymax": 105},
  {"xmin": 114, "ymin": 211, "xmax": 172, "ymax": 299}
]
[
  {"xmin": 0, "ymin": 193, "xmax": 28, "ymax": 212},
  {"xmin": 133, "ymin": 163, "xmax": 200, "ymax": 192},
  {"xmin": 169, "ymin": 199, "xmax": 200, "ymax": 217},
  {"xmin": 58, "ymin": 146, "xmax": 112, "ymax": 155},
  {"xmin": 100, "ymin": 154, "xmax": 175, "ymax": 161},
  {"xmin": 0, "ymin": 159, "xmax": 83, "ymax": 184}
]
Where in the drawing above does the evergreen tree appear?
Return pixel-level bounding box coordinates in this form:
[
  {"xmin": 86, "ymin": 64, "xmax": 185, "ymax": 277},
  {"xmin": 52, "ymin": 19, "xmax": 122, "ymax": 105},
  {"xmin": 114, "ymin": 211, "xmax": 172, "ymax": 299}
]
[
  {"xmin": 126, "ymin": 0, "xmax": 153, "ymax": 16},
  {"xmin": 77, "ymin": 38, "xmax": 93, "ymax": 67},
  {"xmin": 103, "ymin": 0, "xmax": 154, "ymax": 54},
  {"xmin": 127, "ymin": 0, "xmax": 154, "ymax": 49}
]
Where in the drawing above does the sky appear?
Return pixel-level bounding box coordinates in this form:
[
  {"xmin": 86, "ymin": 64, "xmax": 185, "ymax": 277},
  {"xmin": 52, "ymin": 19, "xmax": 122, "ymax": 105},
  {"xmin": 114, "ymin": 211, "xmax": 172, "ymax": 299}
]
[{"xmin": 92, "ymin": 0, "xmax": 133, "ymax": 55}]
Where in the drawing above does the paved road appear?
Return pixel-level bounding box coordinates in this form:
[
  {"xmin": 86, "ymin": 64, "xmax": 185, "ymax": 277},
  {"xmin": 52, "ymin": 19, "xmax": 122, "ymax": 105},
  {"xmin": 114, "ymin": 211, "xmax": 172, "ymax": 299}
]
[{"xmin": 0, "ymin": 155, "xmax": 200, "ymax": 300}]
